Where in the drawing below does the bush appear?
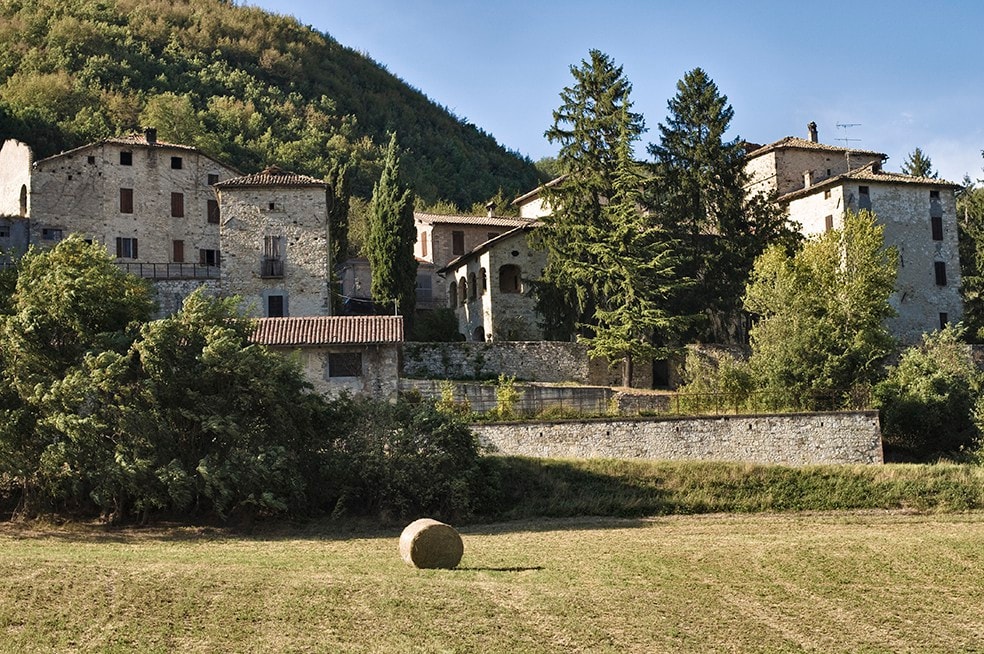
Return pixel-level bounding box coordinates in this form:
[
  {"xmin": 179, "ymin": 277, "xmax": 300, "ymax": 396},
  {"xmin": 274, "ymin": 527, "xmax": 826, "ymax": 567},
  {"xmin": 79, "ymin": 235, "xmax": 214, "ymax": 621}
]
[{"xmin": 874, "ymin": 325, "xmax": 982, "ymax": 460}]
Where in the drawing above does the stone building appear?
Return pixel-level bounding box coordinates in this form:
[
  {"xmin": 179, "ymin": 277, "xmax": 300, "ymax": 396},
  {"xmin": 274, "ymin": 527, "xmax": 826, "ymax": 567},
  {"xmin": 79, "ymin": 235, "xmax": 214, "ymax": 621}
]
[
  {"xmin": 214, "ymin": 166, "xmax": 333, "ymax": 318},
  {"xmin": 511, "ymin": 176, "xmax": 562, "ymax": 219},
  {"xmin": 250, "ymin": 315, "xmax": 404, "ymax": 400},
  {"xmin": 745, "ymin": 124, "xmax": 963, "ymax": 343},
  {"xmin": 437, "ymin": 224, "xmax": 546, "ymax": 341},
  {"xmin": 414, "ymin": 211, "xmax": 534, "ymax": 302},
  {"xmin": 2, "ymin": 130, "xmax": 240, "ymax": 271}
]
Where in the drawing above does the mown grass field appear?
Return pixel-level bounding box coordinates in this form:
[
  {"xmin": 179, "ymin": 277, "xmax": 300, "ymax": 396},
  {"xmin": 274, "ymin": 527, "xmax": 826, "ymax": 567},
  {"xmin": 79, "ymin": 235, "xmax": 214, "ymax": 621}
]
[{"xmin": 2, "ymin": 510, "xmax": 983, "ymax": 653}]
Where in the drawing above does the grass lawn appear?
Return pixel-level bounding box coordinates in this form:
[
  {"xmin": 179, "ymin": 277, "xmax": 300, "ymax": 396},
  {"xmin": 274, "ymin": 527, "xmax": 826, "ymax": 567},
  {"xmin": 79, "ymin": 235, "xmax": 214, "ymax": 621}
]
[{"xmin": 1, "ymin": 511, "xmax": 982, "ymax": 653}]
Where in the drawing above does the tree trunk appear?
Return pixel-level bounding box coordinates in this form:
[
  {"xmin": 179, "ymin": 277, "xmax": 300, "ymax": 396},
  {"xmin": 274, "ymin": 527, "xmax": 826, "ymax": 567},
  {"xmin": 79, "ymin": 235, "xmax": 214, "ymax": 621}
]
[{"xmin": 622, "ymin": 354, "xmax": 633, "ymax": 388}]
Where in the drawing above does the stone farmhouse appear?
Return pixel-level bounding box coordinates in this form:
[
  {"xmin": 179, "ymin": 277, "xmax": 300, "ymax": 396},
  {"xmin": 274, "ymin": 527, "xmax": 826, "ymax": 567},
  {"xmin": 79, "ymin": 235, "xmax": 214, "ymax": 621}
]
[
  {"xmin": 438, "ymin": 223, "xmax": 546, "ymax": 341},
  {"xmin": 745, "ymin": 123, "xmax": 963, "ymax": 343}
]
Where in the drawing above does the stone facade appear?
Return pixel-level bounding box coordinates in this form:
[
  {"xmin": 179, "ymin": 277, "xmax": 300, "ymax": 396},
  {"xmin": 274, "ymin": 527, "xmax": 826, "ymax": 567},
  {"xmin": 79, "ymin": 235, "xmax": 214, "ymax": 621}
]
[
  {"xmin": 439, "ymin": 225, "xmax": 547, "ymax": 341},
  {"xmin": 272, "ymin": 343, "xmax": 400, "ymax": 400},
  {"xmin": 746, "ymin": 126, "xmax": 963, "ymax": 343},
  {"xmin": 402, "ymin": 340, "xmax": 654, "ymax": 387},
  {"xmin": 23, "ymin": 131, "xmax": 238, "ymax": 265},
  {"xmin": 215, "ymin": 167, "xmax": 332, "ymax": 317},
  {"xmin": 152, "ymin": 279, "xmax": 221, "ymax": 317},
  {"xmin": 473, "ymin": 411, "xmax": 884, "ymax": 465}
]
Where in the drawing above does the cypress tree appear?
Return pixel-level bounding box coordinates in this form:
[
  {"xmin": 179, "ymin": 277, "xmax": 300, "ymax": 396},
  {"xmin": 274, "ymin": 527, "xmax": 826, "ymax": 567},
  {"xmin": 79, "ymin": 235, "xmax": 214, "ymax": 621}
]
[
  {"xmin": 367, "ymin": 133, "xmax": 417, "ymax": 318},
  {"xmin": 901, "ymin": 147, "xmax": 937, "ymax": 178}
]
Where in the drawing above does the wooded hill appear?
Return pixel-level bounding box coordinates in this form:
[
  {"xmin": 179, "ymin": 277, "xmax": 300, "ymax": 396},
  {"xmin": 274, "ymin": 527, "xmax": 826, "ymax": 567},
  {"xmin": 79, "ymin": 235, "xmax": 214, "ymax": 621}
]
[{"xmin": 0, "ymin": 0, "xmax": 542, "ymax": 206}]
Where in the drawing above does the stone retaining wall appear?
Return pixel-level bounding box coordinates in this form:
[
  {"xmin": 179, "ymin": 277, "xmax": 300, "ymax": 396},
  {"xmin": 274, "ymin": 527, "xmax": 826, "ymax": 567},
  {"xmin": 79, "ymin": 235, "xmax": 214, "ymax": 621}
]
[{"xmin": 472, "ymin": 411, "xmax": 883, "ymax": 465}]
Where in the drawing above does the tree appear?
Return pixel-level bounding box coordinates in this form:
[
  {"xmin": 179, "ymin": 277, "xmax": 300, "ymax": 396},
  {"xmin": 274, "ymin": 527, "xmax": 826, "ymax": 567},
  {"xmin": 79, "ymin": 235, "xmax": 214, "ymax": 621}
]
[
  {"xmin": 901, "ymin": 147, "xmax": 937, "ymax": 178},
  {"xmin": 534, "ymin": 49, "xmax": 647, "ymax": 340},
  {"xmin": 366, "ymin": 132, "xmax": 417, "ymax": 318},
  {"xmin": 743, "ymin": 210, "xmax": 898, "ymax": 407},
  {"xmin": 957, "ymin": 174, "xmax": 984, "ymax": 339},
  {"xmin": 326, "ymin": 160, "xmax": 351, "ymax": 312},
  {"xmin": 648, "ymin": 68, "xmax": 793, "ymax": 343},
  {"xmin": 874, "ymin": 324, "xmax": 981, "ymax": 460}
]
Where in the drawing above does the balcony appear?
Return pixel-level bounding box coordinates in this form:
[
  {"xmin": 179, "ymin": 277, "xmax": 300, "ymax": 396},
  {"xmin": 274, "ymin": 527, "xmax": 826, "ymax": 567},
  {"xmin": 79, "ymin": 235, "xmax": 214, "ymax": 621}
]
[
  {"xmin": 261, "ymin": 258, "xmax": 284, "ymax": 278},
  {"xmin": 114, "ymin": 262, "xmax": 220, "ymax": 280}
]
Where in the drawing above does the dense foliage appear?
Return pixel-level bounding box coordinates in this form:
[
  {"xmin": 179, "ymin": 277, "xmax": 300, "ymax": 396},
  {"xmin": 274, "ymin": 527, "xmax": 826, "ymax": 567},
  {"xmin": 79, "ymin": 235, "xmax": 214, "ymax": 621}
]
[
  {"xmin": 0, "ymin": 0, "xmax": 540, "ymax": 205},
  {"xmin": 957, "ymin": 174, "xmax": 984, "ymax": 339},
  {"xmin": 0, "ymin": 239, "xmax": 487, "ymax": 522}
]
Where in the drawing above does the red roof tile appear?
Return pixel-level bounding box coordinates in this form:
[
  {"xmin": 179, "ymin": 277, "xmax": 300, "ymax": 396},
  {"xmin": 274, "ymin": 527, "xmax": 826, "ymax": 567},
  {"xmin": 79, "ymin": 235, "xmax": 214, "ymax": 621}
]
[
  {"xmin": 414, "ymin": 212, "xmax": 534, "ymax": 228},
  {"xmin": 251, "ymin": 316, "xmax": 404, "ymax": 346},
  {"xmin": 215, "ymin": 165, "xmax": 327, "ymax": 188}
]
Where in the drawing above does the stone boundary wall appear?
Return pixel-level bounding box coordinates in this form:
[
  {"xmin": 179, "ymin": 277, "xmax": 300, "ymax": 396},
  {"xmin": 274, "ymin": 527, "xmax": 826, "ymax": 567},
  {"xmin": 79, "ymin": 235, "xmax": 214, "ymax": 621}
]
[
  {"xmin": 472, "ymin": 411, "xmax": 883, "ymax": 465},
  {"xmin": 401, "ymin": 341, "xmax": 653, "ymax": 387},
  {"xmin": 152, "ymin": 279, "xmax": 221, "ymax": 317}
]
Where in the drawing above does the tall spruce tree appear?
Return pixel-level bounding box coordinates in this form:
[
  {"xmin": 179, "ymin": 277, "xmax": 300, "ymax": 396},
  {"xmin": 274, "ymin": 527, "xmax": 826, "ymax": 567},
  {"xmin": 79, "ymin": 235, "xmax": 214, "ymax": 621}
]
[
  {"xmin": 535, "ymin": 49, "xmax": 646, "ymax": 339},
  {"xmin": 367, "ymin": 133, "xmax": 416, "ymax": 318},
  {"xmin": 648, "ymin": 68, "xmax": 790, "ymax": 344},
  {"xmin": 901, "ymin": 147, "xmax": 937, "ymax": 178}
]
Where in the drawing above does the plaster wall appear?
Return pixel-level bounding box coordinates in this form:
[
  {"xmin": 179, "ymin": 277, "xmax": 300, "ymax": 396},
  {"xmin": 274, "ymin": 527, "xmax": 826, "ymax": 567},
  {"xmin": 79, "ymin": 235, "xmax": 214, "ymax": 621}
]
[{"xmin": 0, "ymin": 140, "xmax": 32, "ymax": 217}]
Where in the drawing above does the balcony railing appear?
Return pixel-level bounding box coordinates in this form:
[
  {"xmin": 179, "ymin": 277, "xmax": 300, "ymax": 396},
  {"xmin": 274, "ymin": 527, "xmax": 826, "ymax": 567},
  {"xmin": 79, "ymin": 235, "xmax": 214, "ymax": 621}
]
[
  {"xmin": 114, "ymin": 262, "xmax": 221, "ymax": 280},
  {"xmin": 261, "ymin": 258, "xmax": 284, "ymax": 278}
]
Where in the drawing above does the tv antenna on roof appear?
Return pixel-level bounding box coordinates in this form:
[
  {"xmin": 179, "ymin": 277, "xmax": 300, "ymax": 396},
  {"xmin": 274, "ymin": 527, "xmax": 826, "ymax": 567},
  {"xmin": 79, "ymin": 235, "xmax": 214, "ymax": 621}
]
[{"xmin": 836, "ymin": 123, "xmax": 862, "ymax": 169}]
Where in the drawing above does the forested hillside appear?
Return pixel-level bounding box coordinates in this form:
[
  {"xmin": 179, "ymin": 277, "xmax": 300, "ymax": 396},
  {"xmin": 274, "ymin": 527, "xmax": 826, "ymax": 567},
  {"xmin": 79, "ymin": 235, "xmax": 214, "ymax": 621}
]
[{"xmin": 0, "ymin": 0, "xmax": 541, "ymax": 205}]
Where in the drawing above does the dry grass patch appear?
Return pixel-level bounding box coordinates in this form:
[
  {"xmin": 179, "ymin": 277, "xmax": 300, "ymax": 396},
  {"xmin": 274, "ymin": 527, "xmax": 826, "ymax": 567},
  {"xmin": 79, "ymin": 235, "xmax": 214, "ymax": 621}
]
[{"xmin": 1, "ymin": 512, "xmax": 982, "ymax": 653}]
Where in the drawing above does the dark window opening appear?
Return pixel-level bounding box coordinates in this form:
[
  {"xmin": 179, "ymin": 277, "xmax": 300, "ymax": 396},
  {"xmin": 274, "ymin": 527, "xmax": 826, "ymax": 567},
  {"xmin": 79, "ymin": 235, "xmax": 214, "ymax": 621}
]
[
  {"xmin": 452, "ymin": 230, "xmax": 465, "ymax": 255},
  {"xmin": 939, "ymin": 312, "xmax": 949, "ymax": 329},
  {"xmin": 120, "ymin": 188, "xmax": 133, "ymax": 213},
  {"xmin": 170, "ymin": 156, "xmax": 183, "ymax": 170},
  {"xmin": 935, "ymin": 261, "xmax": 947, "ymax": 286},
  {"xmin": 19, "ymin": 185, "xmax": 27, "ymax": 217},
  {"xmin": 41, "ymin": 228, "xmax": 63, "ymax": 241},
  {"xmin": 480, "ymin": 267, "xmax": 487, "ymax": 293},
  {"xmin": 824, "ymin": 215, "xmax": 833, "ymax": 232},
  {"xmin": 267, "ymin": 294, "xmax": 285, "ymax": 317},
  {"xmin": 468, "ymin": 272, "xmax": 477, "ymax": 300},
  {"xmin": 115, "ymin": 237, "xmax": 138, "ymax": 259},
  {"xmin": 207, "ymin": 199, "xmax": 220, "ymax": 224},
  {"xmin": 448, "ymin": 282, "xmax": 458, "ymax": 308},
  {"xmin": 499, "ymin": 264, "xmax": 521, "ymax": 293},
  {"xmin": 87, "ymin": 155, "xmax": 95, "ymax": 165},
  {"xmin": 0, "ymin": 225, "xmax": 10, "ymax": 239},
  {"xmin": 171, "ymin": 192, "xmax": 184, "ymax": 217},
  {"xmin": 824, "ymin": 189, "xmax": 831, "ymax": 199},
  {"xmin": 262, "ymin": 235, "xmax": 285, "ymax": 277},
  {"xmin": 930, "ymin": 189, "xmax": 940, "ymax": 199},
  {"xmin": 458, "ymin": 277, "xmax": 468, "ymax": 305},
  {"xmin": 173, "ymin": 240, "xmax": 184, "ymax": 263},
  {"xmin": 120, "ymin": 151, "xmax": 132, "ymax": 166},
  {"xmin": 207, "ymin": 173, "xmax": 219, "ymax": 185},
  {"xmin": 328, "ymin": 352, "xmax": 362, "ymax": 377},
  {"xmin": 200, "ymin": 249, "xmax": 221, "ymax": 267},
  {"xmin": 858, "ymin": 185, "xmax": 871, "ymax": 210},
  {"xmin": 931, "ymin": 215, "xmax": 943, "ymax": 241}
]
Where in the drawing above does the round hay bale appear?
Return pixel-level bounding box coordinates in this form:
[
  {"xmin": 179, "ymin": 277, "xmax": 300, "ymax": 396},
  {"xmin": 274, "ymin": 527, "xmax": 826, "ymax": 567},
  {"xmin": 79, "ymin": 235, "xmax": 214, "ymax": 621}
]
[{"xmin": 399, "ymin": 518, "xmax": 464, "ymax": 569}]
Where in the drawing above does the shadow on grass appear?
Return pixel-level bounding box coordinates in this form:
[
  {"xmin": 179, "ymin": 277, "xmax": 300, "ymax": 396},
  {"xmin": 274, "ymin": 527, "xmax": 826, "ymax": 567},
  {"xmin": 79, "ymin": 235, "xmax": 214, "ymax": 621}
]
[{"xmin": 456, "ymin": 566, "xmax": 545, "ymax": 572}]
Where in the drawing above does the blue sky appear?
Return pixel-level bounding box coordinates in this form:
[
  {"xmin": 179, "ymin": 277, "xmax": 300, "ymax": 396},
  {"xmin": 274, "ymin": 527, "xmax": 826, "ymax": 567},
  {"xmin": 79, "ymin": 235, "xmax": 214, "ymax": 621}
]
[{"xmin": 249, "ymin": 0, "xmax": 984, "ymax": 184}]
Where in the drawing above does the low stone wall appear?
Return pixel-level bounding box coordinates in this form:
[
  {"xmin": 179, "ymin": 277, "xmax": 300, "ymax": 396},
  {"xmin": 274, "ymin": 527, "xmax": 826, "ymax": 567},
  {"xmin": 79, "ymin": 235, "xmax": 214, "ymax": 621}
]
[
  {"xmin": 401, "ymin": 341, "xmax": 653, "ymax": 387},
  {"xmin": 152, "ymin": 278, "xmax": 221, "ymax": 317},
  {"xmin": 472, "ymin": 411, "xmax": 883, "ymax": 465},
  {"xmin": 402, "ymin": 379, "xmax": 614, "ymax": 414}
]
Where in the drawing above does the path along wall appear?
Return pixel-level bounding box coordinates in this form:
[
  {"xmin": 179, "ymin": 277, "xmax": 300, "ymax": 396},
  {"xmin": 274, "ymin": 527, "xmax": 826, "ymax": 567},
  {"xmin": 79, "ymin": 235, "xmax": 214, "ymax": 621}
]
[{"xmin": 472, "ymin": 411, "xmax": 883, "ymax": 465}]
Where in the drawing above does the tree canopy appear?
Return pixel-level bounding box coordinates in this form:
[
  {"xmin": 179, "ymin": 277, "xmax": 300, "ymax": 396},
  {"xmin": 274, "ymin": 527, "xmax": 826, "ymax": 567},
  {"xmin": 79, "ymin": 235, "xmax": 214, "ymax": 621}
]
[{"xmin": 901, "ymin": 147, "xmax": 937, "ymax": 178}]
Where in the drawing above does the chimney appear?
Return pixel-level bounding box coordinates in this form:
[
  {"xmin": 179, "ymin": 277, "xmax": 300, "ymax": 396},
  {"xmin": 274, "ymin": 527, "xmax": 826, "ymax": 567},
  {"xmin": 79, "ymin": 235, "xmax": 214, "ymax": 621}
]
[
  {"xmin": 486, "ymin": 200, "xmax": 495, "ymax": 218},
  {"xmin": 145, "ymin": 127, "xmax": 157, "ymax": 144},
  {"xmin": 804, "ymin": 170, "xmax": 813, "ymax": 188},
  {"xmin": 807, "ymin": 121, "xmax": 818, "ymax": 143}
]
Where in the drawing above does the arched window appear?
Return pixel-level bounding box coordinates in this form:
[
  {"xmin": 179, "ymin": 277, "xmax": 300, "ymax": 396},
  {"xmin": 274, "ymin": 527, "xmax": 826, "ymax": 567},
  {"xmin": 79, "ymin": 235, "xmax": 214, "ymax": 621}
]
[
  {"xmin": 472, "ymin": 326, "xmax": 485, "ymax": 342},
  {"xmin": 19, "ymin": 185, "xmax": 27, "ymax": 217},
  {"xmin": 448, "ymin": 281, "xmax": 458, "ymax": 308},
  {"xmin": 480, "ymin": 268, "xmax": 488, "ymax": 294},
  {"xmin": 499, "ymin": 264, "xmax": 521, "ymax": 293},
  {"xmin": 468, "ymin": 272, "xmax": 477, "ymax": 300},
  {"xmin": 459, "ymin": 277, "xmax": 468, "ymax": 305}
]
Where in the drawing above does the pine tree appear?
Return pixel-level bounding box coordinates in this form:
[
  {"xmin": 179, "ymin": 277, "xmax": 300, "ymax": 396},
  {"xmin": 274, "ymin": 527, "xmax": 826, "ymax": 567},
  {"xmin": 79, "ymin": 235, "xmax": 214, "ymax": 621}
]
[
  {"xmin": 648, "ymin": 68, "xmax": 791, "ymax": 344},
  {"xmin": 901, "ymin": 147, "xmax": 937, "ymax": 178},
  {"xmin": 367, "ymin": 133, "xmax": 417, "ymax": 318},
  {"xmin": 535, "ymin": 49, "xmax": 646, "ymax": 339}
]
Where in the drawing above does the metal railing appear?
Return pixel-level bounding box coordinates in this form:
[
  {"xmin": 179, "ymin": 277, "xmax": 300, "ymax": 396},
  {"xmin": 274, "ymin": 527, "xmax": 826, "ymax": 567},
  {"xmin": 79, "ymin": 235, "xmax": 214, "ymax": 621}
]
[{"xmin": 114, "ymin": 262, "xmax": 221, "ymax": 280}]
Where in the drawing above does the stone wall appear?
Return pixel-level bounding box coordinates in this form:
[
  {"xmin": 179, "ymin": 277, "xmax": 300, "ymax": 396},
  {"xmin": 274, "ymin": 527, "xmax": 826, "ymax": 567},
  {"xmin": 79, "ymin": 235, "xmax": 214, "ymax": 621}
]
[
  {"xmin": 152, "ymin": 278, "xmax": 220, "ymax": 317},
  {"xmin": 276, "ymin": 343, "xmax": 400, "ymax": 401},
  {"xmin": 402, "ymin": 341, "xmax": 653, "ymax": 387},
  {"xmin": 473, "ymin": 411, "xmax": 883, "ymax": 465}
]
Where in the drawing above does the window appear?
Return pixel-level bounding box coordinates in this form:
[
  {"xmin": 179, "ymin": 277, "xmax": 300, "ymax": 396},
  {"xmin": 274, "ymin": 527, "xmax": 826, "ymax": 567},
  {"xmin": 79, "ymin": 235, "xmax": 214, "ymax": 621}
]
[
  {"xmin": 120, "ymin": 151, "xmax": 132, "ymax": 166},
  {"xmin": 173, "ymin": 240, "xmax": 184, "ymax": 263},
  {"xmin": 19, "ymin": 185, "xmax": 26, "ymax": 217},
  {"xmin": 420, "ymin": 231, "xmax": 428, "ymax": 257},
  {"xmin": 207, "ymin": 173, "xmax": 219, "ymax": 185},
  {"xmin": 824, "ymin": 215, "xmax": 833, "ymax": 232},
  {"xmin": 328, "ymin": 352, "xmax": 362, "ymax": 377},
  {"xmin": 42, "ymin": 228, "xmax": 63, "ymax": 241},
  {"xmin": 499, "ymin": 264, "xmax": 521, "ymax": 293},
  {"xmin": 200, "ymin": 249, "xmax": 221, "ymax": 267},
  {"xmin": 931, "ymin": 215, "xmax": 943, "ymax": 241},
  {"xmin": 468, "ymin": 272, "xmax": 477, "ymax": 300},
  {"xmin": 170, "ymin": 156, "xmax": 183, "ymax": 170},
  {"xmin": 267, "ymin": 294, "xmax": 285, "ymax": 317},
  {"xmin": 262, "ymin": 236, "xmax": 284, "ymax": 277},
  {"xmin": 416, "ymin": 273, "xmax": 432, "ymax": 303},
  {"xmin": 824, "ymin": 189, "xmax": 831, "ymax": 200},
  {"xmin": 452, "ymin": 230, "xmax": 465, "ymax": 255},
  {"xmin": 448, "ymin": 281, "xmax": 458, "ymax": 308},
  {"xmin": 858, "ymin": 185, "xmax": 871, "ymax": 210},
  {"xmin": 930, "ymin": 190, "xmax": 940, "ymax": 200},
  {"xmin": 120, "ymin": 188, "xmax": 133, "ymax": 214},
  {"xmin": 480, "ymin": 267, "xmax": 487, "ymax": 293},
  {"xmin": 171, "ymin": 192, "xmax": 184, "ymax": 218},
  {"xmin": 935, "ymin": 261, "xmax": 947, "ymax": 286},
  {"xmin": 87, "ymin": 155, "xmax": 96, "ymax": 165},
  {"xmin": 940, "ymin": 312, "xmax": 949, "ymax": 329},
  {"xmin": 0, "ymin": 225, "xmax": 10, "ymax": 239},
  {"xmin": 458, "ymin": 277, "xmax": 468, "ymax": 305},
  {"xmin": 207, "ymin": 199, "xmax": 220, "ymax": 224},
  {"xmin": 115, "ymin": 237, "xmax": 138, "ymax": 259}
]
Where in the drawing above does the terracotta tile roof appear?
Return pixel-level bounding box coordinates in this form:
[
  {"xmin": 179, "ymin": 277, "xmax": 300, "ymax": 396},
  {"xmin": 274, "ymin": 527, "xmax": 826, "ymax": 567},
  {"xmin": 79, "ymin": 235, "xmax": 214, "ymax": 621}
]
[
  {"xmin": 511, "ymin": 175, "xmax": 566, "ymax": 205},
  {"xmin": 251, "ymin": 316, "xmax": 404, "ymax": 346},
  {"xmin": 746, "ymin": 136, "xmax": 885, "ymax": 160},
  {"xmin": 778, "ymin": 164, "xmax": 960, "ymax": 202},
  {"xmin": 414, "ymin": 212, "xmax": 534, "ymax": 228},
  {"xmin": 215, "ymin": 165, "xmax": 327, "ymax": 188}
]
